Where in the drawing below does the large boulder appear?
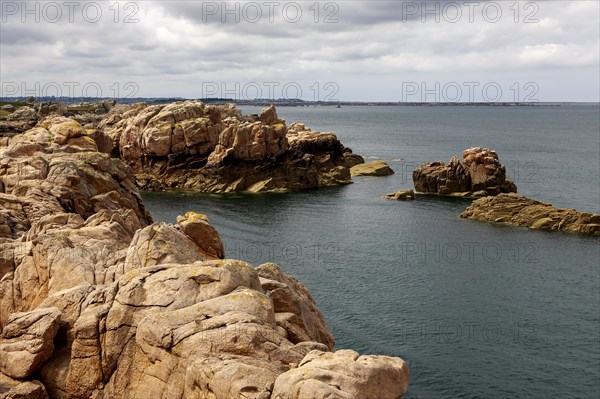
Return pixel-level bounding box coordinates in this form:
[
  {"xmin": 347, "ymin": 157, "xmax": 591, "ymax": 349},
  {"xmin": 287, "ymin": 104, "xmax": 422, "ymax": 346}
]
[
  {"xmin": 0, "ymin": 308, "xmax": 61, "ymax": 379},
  {"xmin": 272, "ymin": 349, "xmax": 410, "ymax": 399},
  {"xmin": 461, "ymin": 193, "xmax": 600, "ymax": 235},
  {"xmin": 350, "ymin": 160, "xmax": 394, "ymax": 177},
  {"xmin": 177, "ymin": 212, "xmax": 225, "ymax": 259},
  {"xmin": 413, "ymin": 147, "xmax": 516, "ymax": 197}
]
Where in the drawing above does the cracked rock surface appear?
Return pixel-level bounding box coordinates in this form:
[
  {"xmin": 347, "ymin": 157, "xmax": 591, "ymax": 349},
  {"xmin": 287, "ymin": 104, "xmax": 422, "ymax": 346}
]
[{"xmin": 0, "ymin": 117, "xmax": 409, "ymax": 398}]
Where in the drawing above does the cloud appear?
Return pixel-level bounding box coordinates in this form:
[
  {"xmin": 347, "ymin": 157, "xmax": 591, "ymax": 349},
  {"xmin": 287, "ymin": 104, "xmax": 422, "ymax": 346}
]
[{"xmin": 0, "ymin": 0, "xmax": 598, "ymax": 101}]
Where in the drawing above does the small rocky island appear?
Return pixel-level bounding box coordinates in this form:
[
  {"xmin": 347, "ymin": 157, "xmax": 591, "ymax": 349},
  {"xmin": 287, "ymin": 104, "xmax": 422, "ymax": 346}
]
[
  {"xmin": 0, "ymin": 111, "xmax": 409, "ymax": 398},
  {"xmin": 98, "ymin": 101, "xmax": 358, "ymax": 192},
  {"xmin": 395, "ymin": 147, "xmax": 599, "ymax": 236},
  {"xmin": 461, "ymin": 193, "xmax": 600, "ymax": 235},
  {"xmin": 413, "ymin": 147, "xmax": 516, "ymax": 197}
]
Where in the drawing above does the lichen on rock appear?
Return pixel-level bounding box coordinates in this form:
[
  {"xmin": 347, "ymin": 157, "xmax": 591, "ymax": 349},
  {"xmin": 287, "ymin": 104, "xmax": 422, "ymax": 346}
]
[{"xmin": 0, "ymin": 116, "xmax": 410, "ymax": 398}]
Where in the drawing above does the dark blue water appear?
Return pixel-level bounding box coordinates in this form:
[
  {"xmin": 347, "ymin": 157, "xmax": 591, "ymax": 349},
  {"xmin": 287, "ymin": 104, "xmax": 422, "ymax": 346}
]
[{"xmin": 142, "ymin": 105, "xmax": 600, "ymax": 399}]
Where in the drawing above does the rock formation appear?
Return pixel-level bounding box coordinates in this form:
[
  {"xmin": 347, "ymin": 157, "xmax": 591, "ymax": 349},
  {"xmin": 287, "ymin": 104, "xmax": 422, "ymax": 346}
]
[
  {"xmin": 461, "ymin": 193, "xmax": 600, "ymax": 235},
  {"xmin": 350, "ymin": 160, "xmax": 394, "ymax": 177},
  {"xmin": 383, "ymin": 189, "xmax": 415, "ymax": 201},
  {"xmin": 0, "ymin": 118, "xmax": 410, "ymax": 398},
  {"xmin": 0, "ymin": 100, "xmax": 118, "ymax": 140},
  {"xmin": 96, "ymin": 102, "xmax": 354, "ymax": 192},
  {"xmin": 413, "ymin": 147, "xmax": 516, "ymax": 197}
]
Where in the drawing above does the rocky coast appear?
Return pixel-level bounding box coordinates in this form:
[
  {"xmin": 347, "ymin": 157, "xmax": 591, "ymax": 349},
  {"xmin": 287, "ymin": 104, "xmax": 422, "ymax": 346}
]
[
  {"xmin": 2, "ymin": 101, "xmax": 366, "ymax": 194},
  {"xmin": 96, "ymin": 101, "xmax": 357, "ymax": 193},
  {"xmin": 0, "ymin": 113, "xmax": 409, "ymax": 398}
]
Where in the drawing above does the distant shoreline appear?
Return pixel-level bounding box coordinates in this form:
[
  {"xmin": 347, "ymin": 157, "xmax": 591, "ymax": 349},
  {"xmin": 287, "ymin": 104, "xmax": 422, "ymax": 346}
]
[{"xmin": 2, "ymin": 97, "xmax": 599, "ymax": 107}]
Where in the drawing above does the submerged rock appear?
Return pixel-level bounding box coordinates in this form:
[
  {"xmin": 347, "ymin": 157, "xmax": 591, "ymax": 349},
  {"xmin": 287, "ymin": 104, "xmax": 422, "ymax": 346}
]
[
  {"xmin": 413, "ymin": 147, "xmax": 516, "ymax": 197},
  {"xmin": 383, "ymin": 189, "xmax": 415, "ymax": 201},
  {"xmin": 461, "ymin": 193, "xmax": 600, "ymax": 235},
  {"xmin": 350, "ymin": 160, "xmax": 394, "ymax": 177},
  {"xmin": 0, "ymin": 118, "xmax": 410, "ymax": 398}
]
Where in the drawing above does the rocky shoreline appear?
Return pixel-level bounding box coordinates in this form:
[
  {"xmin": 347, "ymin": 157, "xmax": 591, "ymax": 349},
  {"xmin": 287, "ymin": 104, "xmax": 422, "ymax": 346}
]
[
  {"xmin": 2, "ymin": 100, "xmax": 367, "ymax": 193},
  {"xmin": 1, "ymin": 99, "xmax": 597, "ymax": 397},
  {"xmin": 0, "ymin": 115, "xmax": 409, "ymax": 398}
]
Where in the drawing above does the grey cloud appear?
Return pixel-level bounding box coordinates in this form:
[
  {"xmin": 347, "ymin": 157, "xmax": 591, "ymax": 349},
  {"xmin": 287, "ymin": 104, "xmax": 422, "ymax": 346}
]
[{"xmin": 0, "ymin": 0, "xmax": 598, "ymax": 101}]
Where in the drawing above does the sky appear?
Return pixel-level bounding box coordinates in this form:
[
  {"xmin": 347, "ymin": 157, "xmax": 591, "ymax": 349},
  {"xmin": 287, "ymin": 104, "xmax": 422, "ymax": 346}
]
[{"xmin": 0, "ymin": 0, "xmax": 599, "ymax": 101}]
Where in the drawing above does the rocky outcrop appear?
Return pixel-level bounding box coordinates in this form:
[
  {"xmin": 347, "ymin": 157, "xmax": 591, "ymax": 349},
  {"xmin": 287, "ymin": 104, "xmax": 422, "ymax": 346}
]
[
  {"xmin": 413, "ymin": 147, "xmax": 516, "ymax": 197},
  {"xmin": 97, "ymin": 102, "xmax": 353, "ymax": 192},
  {"xmin": 0, "ymin": 106, "xmax": 38, "ymax": 137},
  {"xmin": 0, "ymin": 118, "xmax": 410, "ymax": 398},
  {"xmin": 461, "ymin": 193, "xmax": 600, "ymax": 235},
  {"xmin": 272, "ymin": 349, "xmax": 409, "ymax": 399},
  {"xmin": 0, "ymin": 101, "xmax": 117, "ymax": 139},
  {"xmin": 343, "ymin": 152, "xmax": 365, "ymax": 168},
  {"xmin": 350, "ymin": 160, "xmax": 394, "ymax": 177},
  {"xmin": 383, "ymin": 189, "xmax": 415, "ymax": 201}
]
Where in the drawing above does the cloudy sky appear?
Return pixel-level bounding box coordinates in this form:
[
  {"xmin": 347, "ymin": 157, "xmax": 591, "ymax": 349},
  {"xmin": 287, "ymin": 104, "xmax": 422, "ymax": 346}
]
[{"xmin": 1, "ymin": 0, "xmax": 598, "ymax": 101}]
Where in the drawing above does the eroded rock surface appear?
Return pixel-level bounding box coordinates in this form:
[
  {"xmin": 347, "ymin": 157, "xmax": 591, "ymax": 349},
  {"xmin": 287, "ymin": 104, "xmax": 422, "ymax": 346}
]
[
  {"xmin": 0, "ymin": 118, "xmax": 410, "ymax": 398},
  {"xmin": 461, "ymin": 193, "xmax": 600, "ymax": 235},
  {"xmin": 97, "ymin": 101, "xmax": 353, "ymax": 192},
  {"xmin": 413, "ymin": 147, "xmax": 516, "ymax": 197},
  {"xmin": 0, "ymin": 308, "xmax": 61, "ymax": 379},
  {"xmin": 272, "ymin": 349, "xmax": 410, "ymax": 399}
]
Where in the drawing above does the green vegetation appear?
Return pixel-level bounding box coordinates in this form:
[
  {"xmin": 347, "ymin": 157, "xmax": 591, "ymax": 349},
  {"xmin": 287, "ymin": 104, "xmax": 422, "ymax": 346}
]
[{"xmin": 0, "ymin": 101, "xmax": 28, "ymax": 108}]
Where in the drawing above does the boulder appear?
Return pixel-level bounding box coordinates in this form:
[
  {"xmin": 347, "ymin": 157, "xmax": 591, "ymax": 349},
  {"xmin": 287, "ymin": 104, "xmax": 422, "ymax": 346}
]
[
  {"xmin": 413, "ymin": 147, "xmax": 516, "ymax": 196},
  {"xmin": 35, "ymin": 103, "xmax": 67, "ymax": 117},
  {"xmin": 272, "ymin": 349, "xmax": 410, "ymax": 399},
  {"xmin": 259, "ymin": 105, "xmax": 278, "ymax": 125},
  {"xmin": 0, "ymin": 308, "xmax": 61, "ymax": 378},
  {"xmin": 344, "ymin": 152, "xmax": 365, "ymax": 168},
  {"xmin": 177, "ymin": 212, "xmax": 225, "ymax": 259},
  {"xmin": 461, "ymin": 193, "xmax": 600, "ymax": 235},
  {"xmin": 7, "ymin": 107, "xmax": 36, "ymax": 121},
  {"xmin": 350, "ymin": 160, "xmax": 394, "ymax": 177},
  {"xmin": 0, "ymin": 380, "xmax": 48, "ymax": 399}
]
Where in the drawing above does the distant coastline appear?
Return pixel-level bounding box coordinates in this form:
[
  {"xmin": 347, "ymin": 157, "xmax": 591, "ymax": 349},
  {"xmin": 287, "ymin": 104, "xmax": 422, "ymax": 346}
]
[{"xmin": 3, "ymin": 97, "xmax": 599, "ymax": 107}]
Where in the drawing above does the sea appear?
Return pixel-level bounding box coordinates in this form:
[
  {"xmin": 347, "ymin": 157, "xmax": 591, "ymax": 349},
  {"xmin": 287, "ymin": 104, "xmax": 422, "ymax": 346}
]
[{"xmin": 141, "ymin": 104, "xmax": 600, "ymax": 399}]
